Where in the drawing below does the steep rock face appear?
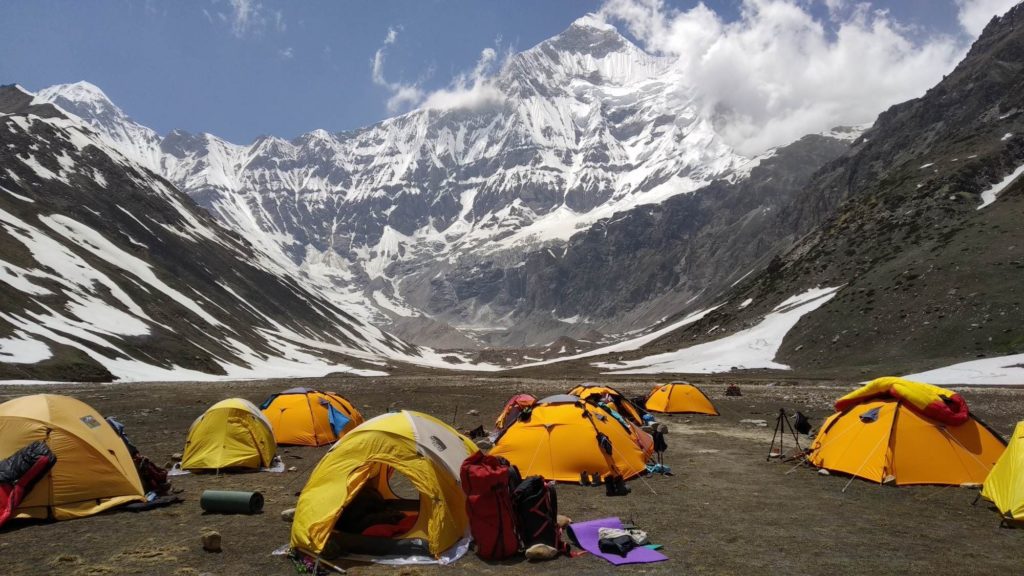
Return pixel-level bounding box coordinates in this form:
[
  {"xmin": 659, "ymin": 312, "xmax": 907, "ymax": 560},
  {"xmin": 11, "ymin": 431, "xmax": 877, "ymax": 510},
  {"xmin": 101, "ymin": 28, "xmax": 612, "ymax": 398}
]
[
  {"xmin": 612, "ymin": 5, "xmax": 1024, "ymax": 375},
  {"xmin": 433, "ymin": 133, "xmax": 853, "ymax": 347},
  {"xmin": 0, "ymin": 85, "xmax": 430, "ymax": 382},
  {"xmin": 33, "ymin": 18, "xmax": 752, "ymax": 347}
]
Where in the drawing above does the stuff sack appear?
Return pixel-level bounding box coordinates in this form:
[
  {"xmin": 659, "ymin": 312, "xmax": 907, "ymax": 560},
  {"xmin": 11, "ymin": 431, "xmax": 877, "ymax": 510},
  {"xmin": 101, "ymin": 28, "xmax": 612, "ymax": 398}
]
[
  {"xmin": 0, "ymin": 441, "xmax": 56, "ymax": 527},
  {"xmin": 460, "ymin": 452, "xmax": 522, "ymax": 560},
  {"xmin": 513, "ymin": 475, "xmax": 567, "ymax": 554}
]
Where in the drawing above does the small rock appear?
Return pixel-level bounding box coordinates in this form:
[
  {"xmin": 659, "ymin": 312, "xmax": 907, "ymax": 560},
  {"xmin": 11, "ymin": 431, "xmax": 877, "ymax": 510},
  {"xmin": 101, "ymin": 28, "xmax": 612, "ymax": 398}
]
[
  {"xmin": 171, "ymin": 453, "xmax": 183, "ymax": 462},
  {"xmin": 473, "ymin": 437, "xmax": 493, "ymax": 450},
  {"xmin": 818, "ymin": 469, "xmax": 830, "ymax": 476},
  {"xmin": 466, "ymin": 409, "xmax": 479, "ymax": 416},
  {"xmin": 281, "ymin": 508, "xmax": 296, "ymax": 522},
  {"xmin": 556, "ymin": 514, "xmax": 572, "ymax": 528},
  {"xmin": 201, "ymin": 530, "xmax": 221, "ymax": 553},
  {"xmin": 287, "ymin": 466, "xmax": 297, "ymax": 472}
]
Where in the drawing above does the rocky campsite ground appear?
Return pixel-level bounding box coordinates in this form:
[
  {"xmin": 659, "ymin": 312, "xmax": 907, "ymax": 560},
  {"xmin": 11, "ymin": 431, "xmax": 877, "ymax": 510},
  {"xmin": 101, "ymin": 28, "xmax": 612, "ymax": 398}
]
[{"xmin": 1, "ymin": 375, "xmax": 1022, "ymax": 575}]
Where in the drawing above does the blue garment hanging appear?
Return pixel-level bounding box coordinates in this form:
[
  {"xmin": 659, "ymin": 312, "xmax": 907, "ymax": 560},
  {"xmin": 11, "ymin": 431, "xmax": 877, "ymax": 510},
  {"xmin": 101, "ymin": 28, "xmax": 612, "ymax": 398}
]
[{"xmin": 326, "ymin": 403, "xmax": 350, "ymax": 437}]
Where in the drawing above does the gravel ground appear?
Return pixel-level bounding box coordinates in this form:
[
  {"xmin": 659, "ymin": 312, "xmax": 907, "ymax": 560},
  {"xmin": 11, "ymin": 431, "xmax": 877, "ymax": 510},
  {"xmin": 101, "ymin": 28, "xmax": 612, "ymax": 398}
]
[{"xmin": 1, "ymin": 375, "xmax": 1022, "ymax": 575}]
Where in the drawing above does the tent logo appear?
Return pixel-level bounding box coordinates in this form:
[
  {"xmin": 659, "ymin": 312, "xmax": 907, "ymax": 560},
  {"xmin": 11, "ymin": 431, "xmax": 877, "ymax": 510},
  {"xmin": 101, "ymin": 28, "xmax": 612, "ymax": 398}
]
[
  {"xmin": 80, "ymin": 415, "xmax": 101, "ymax": 429},
  {"xmin": 429, "ymin": 435, "xmax": 448, "ymax": 452}
]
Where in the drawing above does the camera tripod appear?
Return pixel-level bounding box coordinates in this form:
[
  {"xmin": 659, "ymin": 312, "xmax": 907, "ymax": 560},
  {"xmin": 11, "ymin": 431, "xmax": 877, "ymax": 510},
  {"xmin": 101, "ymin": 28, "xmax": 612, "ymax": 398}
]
[{"xmin": 766, "ymin": 408, "xmax": 803, "ymax": 461}]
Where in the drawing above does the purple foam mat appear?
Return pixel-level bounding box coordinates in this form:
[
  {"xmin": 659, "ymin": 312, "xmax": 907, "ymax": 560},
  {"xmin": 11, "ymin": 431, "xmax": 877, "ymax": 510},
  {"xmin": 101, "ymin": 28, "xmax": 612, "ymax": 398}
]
[{"xmin": 567, "ymin": 517, "xmax": 668, "ymax": 565}]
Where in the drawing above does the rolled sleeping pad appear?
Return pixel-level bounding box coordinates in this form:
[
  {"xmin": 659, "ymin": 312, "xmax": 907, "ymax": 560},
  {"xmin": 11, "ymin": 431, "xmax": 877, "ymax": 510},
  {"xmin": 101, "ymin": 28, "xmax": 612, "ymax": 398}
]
[{"xmin": 199, "ymin": 490, "xmax": 264, "ymax": 514}]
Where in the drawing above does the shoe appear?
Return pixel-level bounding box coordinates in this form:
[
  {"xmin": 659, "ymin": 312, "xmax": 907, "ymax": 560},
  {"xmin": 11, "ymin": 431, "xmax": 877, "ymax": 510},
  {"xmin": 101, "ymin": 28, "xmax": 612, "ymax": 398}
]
[
  {"xmin": 605, "ymin": 474, "xmax": 615, "ymax": 496},
  {"xmin": 580, "ymin": 471, "xmax": 589, "ymax": 486},
  {"xmin": 616, "ymin": 476, "xmax": 631, "ymax": 496},
  {"xmin": 591, "ymin": 472, "xmax": 603, "ymax": 486}
]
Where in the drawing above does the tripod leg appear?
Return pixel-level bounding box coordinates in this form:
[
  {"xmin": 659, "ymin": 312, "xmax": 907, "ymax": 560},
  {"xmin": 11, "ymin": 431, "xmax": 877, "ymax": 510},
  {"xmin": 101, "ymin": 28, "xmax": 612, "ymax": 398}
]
[
  {"xmin": 767, "ymin": 417, "xmax": 782, "ymax": 461},
  {"xmin": 784, "ymin": 414, "xmax": 802, "ymax": 452}
]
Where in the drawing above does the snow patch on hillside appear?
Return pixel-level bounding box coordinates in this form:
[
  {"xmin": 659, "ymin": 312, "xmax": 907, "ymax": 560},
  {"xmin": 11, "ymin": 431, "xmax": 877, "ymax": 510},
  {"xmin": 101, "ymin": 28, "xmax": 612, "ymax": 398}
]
[
  {"xmin": 0, "ymin": 333, "xmax": 52, "ymax": 363},
  {"xmin": 902, "ymin": 353, "xmax": 1024, "ymax": 386},
  {"xmin": 596, "ymin": 286, "xmax": 839, "ymax": 374},
  {"xmin": 977, "ymin": 162, "xmax": 1024, "ymax": 209}
]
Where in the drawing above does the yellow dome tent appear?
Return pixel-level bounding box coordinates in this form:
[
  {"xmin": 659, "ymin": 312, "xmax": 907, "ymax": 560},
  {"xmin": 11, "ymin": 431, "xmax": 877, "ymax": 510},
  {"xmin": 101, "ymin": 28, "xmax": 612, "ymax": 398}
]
[
  {"xmin": 568, "ymin": 384, "xmax": 647, "ymax": 426},
  {"xmin": 181, "ymin": 398, "xmax": 277, "ymax": 471},
  {"xmin": 0, "ymin": 394, "xmax": 145, "ymax": 520},
  {"xmin": 490, "ymin": 395, "xmax": 653, "ymax": 482},
  {"xmin": 291, "ymin": 410, "xmax": 477, "ymax": 560},
  {"xmin": 981, "ymin": 421, "xmax": 1024, "ymax": 522},
  {"xmin": 260, "ymin": 388, "xmax": 363, "ymax": 446},
  {"xmin": 645, "ymin": 382, "xmax": 719, "ymax": 415},
  {"xmin": 808, "ymin": 398, "xmax": 1005, "ymax": 486}
]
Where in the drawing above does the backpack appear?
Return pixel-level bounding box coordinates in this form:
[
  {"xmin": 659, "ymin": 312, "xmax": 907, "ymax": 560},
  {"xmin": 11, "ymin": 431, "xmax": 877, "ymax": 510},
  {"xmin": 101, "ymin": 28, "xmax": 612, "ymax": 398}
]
[
  {"xmin": 794, "ymin": 411, "xmax": 812, "ymax": 435},
  {"xmin": 134, "ymin": 455, "xmax": 170, "ymax": 496},
  {"xmin": 460, "ymin": 452, "xmax": 522, "ymax": 560},
  {"xmin": 512, "ymin": 476, "xmax": 567, "ymax": 554}
]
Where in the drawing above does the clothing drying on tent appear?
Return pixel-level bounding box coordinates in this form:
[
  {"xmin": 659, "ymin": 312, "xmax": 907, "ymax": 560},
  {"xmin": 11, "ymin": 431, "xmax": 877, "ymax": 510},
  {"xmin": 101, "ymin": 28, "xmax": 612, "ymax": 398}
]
[
  {"xmin": 181, "ymin": 398, "xmax": 277, "ymax": 471},
  {"xmin": 494, "ymin": 393, "xmax": 537, "ymax": 436},
  {"xmin": 645, "ymin": 382, "xmax": 719, "ymax": 415},
  {"xmin": 0, "ymin": 441, "xmax": 55, "ymax": 528},
  {"xmin": 981, "ymin": 421, "xmax": 1024, "ymax": 523},
  {"xmin": 568, "ymin": 384, "xmax": 647, "ymax": 427},
  {"xmin": 0, "ymin": 394, "xmax": 145, "ymax": 520},
  {"xmin": 808, "ymin": 391, "xmax": 1005, "ymax": 486},
  {"xmin": 490, "ymin": 395, "xmax": 653, "ymax": 483},
  {"xmin": 291, "ymin": 410, "xmax": 478, "ymax": 562},
  {"xmin": 261, "ymin": 388, "xmax": 364, "ymax": 446},
  {"xmin": 834, "ymin": 377, "xmax": 968, "ymax": 425}
]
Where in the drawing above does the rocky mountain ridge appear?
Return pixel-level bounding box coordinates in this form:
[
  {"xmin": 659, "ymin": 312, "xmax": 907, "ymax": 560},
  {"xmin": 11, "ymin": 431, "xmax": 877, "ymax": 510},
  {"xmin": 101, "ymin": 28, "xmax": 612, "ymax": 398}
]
[
  {"xmin": 0, "ymin": 84, "xmax": 479, "ymax": 381},
  {"xmin": 593, "ymin": 4, "xmax": 1024, "ymax": 377}
]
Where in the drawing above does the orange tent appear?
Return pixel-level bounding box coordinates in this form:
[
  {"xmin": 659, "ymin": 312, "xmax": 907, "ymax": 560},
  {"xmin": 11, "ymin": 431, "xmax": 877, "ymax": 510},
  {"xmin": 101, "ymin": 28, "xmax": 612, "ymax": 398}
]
[
  {"xmin": 260, "ymin": 388, "xmax": 363, "ymax": 447},
  {"xmin": 645, "ymin": 382, "xmax": 718, "ymax": 415},
  {"xmin": 568, "ymin": 384, "xmax": 646, "ymax": 426},
  {"xmin": 490, "ymin": 395, "xmax": 652, "ymax": 482},
  {"xmin": 495, "ymin": 393, "xmax": 537, "ymax": 433},
  {"xmin": 808, "ymin": 398, "xmax": 1005, "ymax": 486}
]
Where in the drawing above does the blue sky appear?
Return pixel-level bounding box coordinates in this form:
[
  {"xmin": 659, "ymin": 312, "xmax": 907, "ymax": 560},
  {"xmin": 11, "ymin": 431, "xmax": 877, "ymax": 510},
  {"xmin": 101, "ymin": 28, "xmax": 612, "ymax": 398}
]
[{"xmin": 0, "ymin": 1, "xmax": 1009, "ymax": 145}]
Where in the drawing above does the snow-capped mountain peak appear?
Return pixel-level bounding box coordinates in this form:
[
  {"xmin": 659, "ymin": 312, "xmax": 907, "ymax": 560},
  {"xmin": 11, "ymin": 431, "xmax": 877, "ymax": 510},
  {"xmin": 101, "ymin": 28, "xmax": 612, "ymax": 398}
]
[
  {"xmin": 34, "ymin": 80, "xmax": 165, "ymax": 172},
  {"xmin": 28, "ymin": 19, "xmax": 751, "ymax": 346}
]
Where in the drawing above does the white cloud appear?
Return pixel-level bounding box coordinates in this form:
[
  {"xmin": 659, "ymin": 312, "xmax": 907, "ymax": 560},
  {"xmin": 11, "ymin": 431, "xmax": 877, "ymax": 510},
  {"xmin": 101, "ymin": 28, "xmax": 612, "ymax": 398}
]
[
  {"xmin": 956, "ymin": 0, "xmax": 1019, "ymax": 36},
  {"xmin": 227, "ymin": 0, "xmax": 262, "ymax": 37},
  {"xmin": 207, "ymin": 0, "xmax": 286, "ymax": 38},
  {"xmin": 420, "ymin": 47, "xmax": 507, "ymax": 111},
  {"xmin": 372, "ymin": 27, "xmax": 507, "ymax": 113},
  {"xmin": 600, "ymin": 0, "xmax": 972, "ymax": 155},
  {"xmin": 371, "ymin": 27, "xmax": 425, "ymax": 113},
  {"xmin": 278, "ymin": 47, "xmax": 294, "ymax": 59}
]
